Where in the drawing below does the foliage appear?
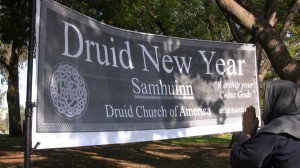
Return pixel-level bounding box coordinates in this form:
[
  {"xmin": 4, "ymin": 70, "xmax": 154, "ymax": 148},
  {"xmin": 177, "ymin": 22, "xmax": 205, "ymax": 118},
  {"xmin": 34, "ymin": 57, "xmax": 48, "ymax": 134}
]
[
  {"xmin": 57, "ymin": 0, "xmax": 299, "ymax": 75},
  {"xmin": 0, "ymin": 42, "xmax": 9, "ymax": 84},
  {"xmin": 57, "ymin": 0, "xmax": 231, "ymax": 41},
  {"xmin": 286, "ymin": 25, "xmax": 300, "ymax": 60},
  {"xmin": 213, "ymin": 0, "xmax": 300, "ymax": 84},
  {"xmin": 0, "ymin": 0, "xmax": 31, "ymax": 47},
  {"xmin": 0, "ymin": 0, "xmax": 299, "ymax": 135},
  {"xmin": 0, "ymin": 0, "xmax": 31, "ymax": 136},
  {"xmin": 0, "ymin": 107, "xmax": 9, "ymax": 134}
]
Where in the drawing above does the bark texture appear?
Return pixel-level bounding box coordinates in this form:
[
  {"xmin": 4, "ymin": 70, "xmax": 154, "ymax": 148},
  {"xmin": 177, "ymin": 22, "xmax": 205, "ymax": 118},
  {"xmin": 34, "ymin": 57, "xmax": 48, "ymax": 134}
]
[
  {"xmin": 216, "ymin": 0, "xmax": 300, "ymax": 85},
  {"xmin": 7, "ymin": 42, "xmax": 22, "ymax": 136}
]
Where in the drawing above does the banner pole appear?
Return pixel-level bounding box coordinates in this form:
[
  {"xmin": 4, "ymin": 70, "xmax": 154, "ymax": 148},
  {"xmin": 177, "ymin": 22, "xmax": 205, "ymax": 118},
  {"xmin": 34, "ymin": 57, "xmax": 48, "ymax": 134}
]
[{"xmin": 24, "ymin": 0, "xmax": 37, "ymax": 167}]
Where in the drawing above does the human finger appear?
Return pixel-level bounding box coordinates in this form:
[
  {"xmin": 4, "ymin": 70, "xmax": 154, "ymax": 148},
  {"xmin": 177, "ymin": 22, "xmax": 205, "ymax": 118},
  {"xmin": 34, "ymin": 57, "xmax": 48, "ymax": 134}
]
[{"xmin": 247, "ymin": 106, "xmax": 256, "ymax": 120}]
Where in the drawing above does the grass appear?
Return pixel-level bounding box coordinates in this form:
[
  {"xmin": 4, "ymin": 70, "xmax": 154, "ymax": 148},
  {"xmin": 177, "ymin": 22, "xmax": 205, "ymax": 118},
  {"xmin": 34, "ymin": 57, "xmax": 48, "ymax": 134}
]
[
  {"xmin": 0, "ymin": 134, "xmax": 24, "ymax": 145},
  {"xmin": 163, "ymin": 133, "xmax": 232, "ymax": 145},
  {"xmin": 0, "ymin": 133, "xmax": 232, "ymax": 168},
  {"xmin": 0, "ymin": 133, "xmax": 232, "ymax": 148}
]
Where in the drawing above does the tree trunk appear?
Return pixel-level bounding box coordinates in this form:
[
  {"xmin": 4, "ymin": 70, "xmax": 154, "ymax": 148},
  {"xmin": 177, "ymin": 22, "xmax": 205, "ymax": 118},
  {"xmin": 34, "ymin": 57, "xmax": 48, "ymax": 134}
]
[
  {"xmin": 7, "ymin": 41, "xmax": 22, "ymax": 136},
  {"xmin": 216, "ymin": 0, "xmax": 300, "ymax": 147},
  {"xmin": 258, "ymin": 0, "xmax": 300, "ymax": 82},
  {"xmin": 215, "ymin": 0, "xmax": 300, "ymax": 85}
]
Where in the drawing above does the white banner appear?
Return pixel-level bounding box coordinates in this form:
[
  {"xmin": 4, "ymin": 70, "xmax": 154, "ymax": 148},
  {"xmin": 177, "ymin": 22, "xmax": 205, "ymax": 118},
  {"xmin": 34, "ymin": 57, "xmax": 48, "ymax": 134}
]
[{"xmin": 32, "ymin": 0, "xmax": 260, "ymax": 149}]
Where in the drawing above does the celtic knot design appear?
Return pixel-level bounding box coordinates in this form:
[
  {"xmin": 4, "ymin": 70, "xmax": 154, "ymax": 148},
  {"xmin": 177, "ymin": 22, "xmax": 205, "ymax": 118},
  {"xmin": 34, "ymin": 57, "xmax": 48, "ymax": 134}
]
[{"xmin": 50, "ymin": 63, "xmax": 88, "ymax": 119}]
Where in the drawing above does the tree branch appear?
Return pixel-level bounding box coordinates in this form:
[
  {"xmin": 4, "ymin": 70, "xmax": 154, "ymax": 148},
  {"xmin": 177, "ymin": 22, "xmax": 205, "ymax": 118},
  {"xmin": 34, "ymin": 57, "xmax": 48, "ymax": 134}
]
[
  {"xmin": 279, "ymin": 0, "xmax": 300, "ymax": 38},
  {"xmin": 259, "ymin": 58, "xmax": 272, "ymax": 82},
  {"xmin": 264, "ymin": 0, "xmax": 281, "ymax": 26},
  {"xmin": 0, "ymin": 58, "xmax": 10, "ymax": 71},
  {"xmin": 235, "ymin": 0, "xmax": 262, "ymax": 19},
  {"xmin": 259, "ymin": 0, "xmax": 300, "ymax": 81},
  {"xmin": 144, "ymin": 2, "xmax": 171, "ymax": 36},
  {"xmin": 215, "ymin": 0, "xmax": 300, "ymax": 83},
  {"xmin": 219, "ymin": 5, "xmax": 246, "ymax": 43},
  {"xmin": 258, "ymin": 0, "xmax": 282, "ymax": 79}
]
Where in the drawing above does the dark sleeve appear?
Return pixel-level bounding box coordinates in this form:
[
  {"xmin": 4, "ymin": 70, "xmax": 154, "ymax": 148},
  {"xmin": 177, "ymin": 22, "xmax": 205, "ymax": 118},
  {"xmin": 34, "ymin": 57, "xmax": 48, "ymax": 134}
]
[{"xmin": 230, "ymin": 133, "xmax": 278, "ymax": 168}]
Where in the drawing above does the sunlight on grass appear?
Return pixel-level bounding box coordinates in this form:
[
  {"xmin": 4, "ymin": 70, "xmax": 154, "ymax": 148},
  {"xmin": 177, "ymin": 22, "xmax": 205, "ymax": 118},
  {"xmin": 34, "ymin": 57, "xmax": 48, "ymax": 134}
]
[{"xmin": 163, "ymin": 133, "xmax": 232, "ymax": 145}]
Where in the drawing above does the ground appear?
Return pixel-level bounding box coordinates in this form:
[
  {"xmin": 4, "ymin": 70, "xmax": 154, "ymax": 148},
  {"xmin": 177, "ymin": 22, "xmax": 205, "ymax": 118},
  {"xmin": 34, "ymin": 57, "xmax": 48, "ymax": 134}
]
[{"xmin": 0, "ymin": 134, "xmax": 232, "ymax": 168}]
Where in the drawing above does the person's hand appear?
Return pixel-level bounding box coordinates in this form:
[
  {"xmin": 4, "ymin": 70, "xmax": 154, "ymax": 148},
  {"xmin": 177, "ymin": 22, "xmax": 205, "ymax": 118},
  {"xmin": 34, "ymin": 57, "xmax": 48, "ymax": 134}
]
[{"xmin": 242, "ymin": 106, "xmax": 259, "ymax": 138}]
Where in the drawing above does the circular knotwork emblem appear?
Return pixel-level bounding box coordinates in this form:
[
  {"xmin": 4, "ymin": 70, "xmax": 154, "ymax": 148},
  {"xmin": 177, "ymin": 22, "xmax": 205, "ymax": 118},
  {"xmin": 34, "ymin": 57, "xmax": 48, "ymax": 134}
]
[{"xmin": 49, "ymin": 63, "xmax": 88, "ymax": 119}]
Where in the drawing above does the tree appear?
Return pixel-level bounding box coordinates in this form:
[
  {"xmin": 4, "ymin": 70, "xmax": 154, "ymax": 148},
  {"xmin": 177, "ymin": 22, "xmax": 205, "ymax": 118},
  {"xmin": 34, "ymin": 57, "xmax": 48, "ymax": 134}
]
[
  {"xmin": 60, "ymin": 0, "xmax": 299, "ymax": 85},
  {"xmin": 0, "ymin": 0, "xmax": 298, "ymax": 136},
  {"xmin": 214, "ymin": 0, "xmax": 300, "ymax": 146},
  {"xmin": 0, "ymin": 0, "xmax": 31, "ymax": 136},
  {"xmin": 215, "ymin": 0, "xmax": 300, "ymax": 85},
  {"xmin": 58, "ymin": 0, "xmax": 232, "ymax": 41}
]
